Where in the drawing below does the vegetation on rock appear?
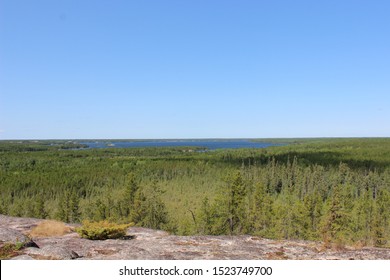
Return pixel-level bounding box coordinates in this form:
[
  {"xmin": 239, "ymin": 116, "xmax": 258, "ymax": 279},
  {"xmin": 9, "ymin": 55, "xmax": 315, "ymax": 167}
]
[
  {"xmin": 0, "ymin": 242, "xmax": 25, "ymax": 259},
  {"xmin": 1, "ymin": 138, "xmax": 390, "ymax": 247},
  {"xmin": 76, "ymin": 220, "xmax": 133, "ymax": 240},
  {"xmin": 29, "ymin": 220, "xmax": 72, "ymax": 237}
]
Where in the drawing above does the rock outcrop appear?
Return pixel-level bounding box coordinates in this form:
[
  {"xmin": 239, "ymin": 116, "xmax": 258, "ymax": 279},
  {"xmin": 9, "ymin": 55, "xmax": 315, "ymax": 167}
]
[{"xmin": 1, "ymin": 215, "xmax": 390, "ymax": 260}]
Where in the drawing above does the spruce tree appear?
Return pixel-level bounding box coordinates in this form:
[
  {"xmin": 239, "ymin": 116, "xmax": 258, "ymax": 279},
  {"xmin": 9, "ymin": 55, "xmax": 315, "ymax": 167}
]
[
  {"xmin": 322, "ymin": 184, "xmax": 345, "ymax": 246},
  {"xmin": 130, "ymin": 181, "xmax": 169, "ymax": 230},
  {"xmin": 34, "ymin": 194, "xmax": 48, "ymax": 219},
  {"xmin": 372, "ymin": 189, "xmax": 390, "ymax": 246},
  {"xmin": 250, "ymin": 182, "xmax": 274, "ymax": 237},
  {"xmin": 198, "ymin": 197, "xmax": 213, "ymax": 234},
  {"xmin": 123, "ymin": 173, "xmax": 139, "ymax": 217}
]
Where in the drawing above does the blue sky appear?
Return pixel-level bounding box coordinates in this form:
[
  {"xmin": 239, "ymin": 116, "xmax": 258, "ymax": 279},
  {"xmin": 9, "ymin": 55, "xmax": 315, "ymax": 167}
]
[{"xmin": 1, "ymin": 0, "xmax": 389, "ymax": 139}]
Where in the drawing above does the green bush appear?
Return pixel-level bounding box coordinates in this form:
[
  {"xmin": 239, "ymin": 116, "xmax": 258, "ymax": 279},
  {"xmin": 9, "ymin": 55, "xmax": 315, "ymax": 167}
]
[
  {"xmin": 0, "ymin": 242, "xmax": 24, "ymax": 259},
  {"xmin": 76, "ymin": 220, "xmax": 133, "ymax": 240}
]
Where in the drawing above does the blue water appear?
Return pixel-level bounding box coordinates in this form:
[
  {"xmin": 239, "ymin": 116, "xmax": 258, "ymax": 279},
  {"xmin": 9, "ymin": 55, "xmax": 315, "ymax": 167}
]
[{"xmin": 80, "ymin": 140, "xmax": 279, "ymax": 150}]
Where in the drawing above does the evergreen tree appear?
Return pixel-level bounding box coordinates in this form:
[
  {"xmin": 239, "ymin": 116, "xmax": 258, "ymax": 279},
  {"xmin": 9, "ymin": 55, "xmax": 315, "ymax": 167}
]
[
  {"xmin": 214, "ymin": 171, "xmax": 248, "ymax": 234},
  {"xmin": 129, "ymin": 189, "xmax": 147, "ymax": 225},
  {"xmin": 322, "ymin": 184, "xmax": 345, "ymax": 246},
  {"xmin": 130, "ymin": 181, "xmax": 169, "ymax": 230},
  {"xmin": 354, "ymin": 188, "xmax": 375, "ymax": 244},
  {"xmin": 94, "ymin": 198, "xmax": 107, "ymax": 221},
  {"xmin": 0, "ymin": 195, "xmax": 10, "ymax": 215},
  {"xmin": 303, "ymin": 191, "xmax": 323, "ymax": 240},
  {"xmin": 56, "ymin": 188, "xmax": 80, "ymax": 222},
  {"xmin": 198, "ymin": 197, "xmax": 213, "ymax": 234},
  {"xmin": 69, "ymin": 189, "xmax": 80, "ymax": 222},
  {"xmin": 57, "ymin": 193, "xmax": 70, "ymax": 222},
  {"xmin": 372, "ymin": 189, "xmax": 390, "ymax": 246},
  {"xmin": 144, "ymin": 181, "xmax": 169, "ymax": 229},
  {"xmin": 274, "ymin": 191, "xmax": 308, "ymax": 240},
  {"xmin": 34, "ymin": 193, "xmax": 48, "ymax": 219},
  {"xmin": 249, "ymin": 182, "xmax": 274, "ymax": 237},
  {"xmin": 122, "ymin": 173, "xmax": 139, "ymax": 217}
]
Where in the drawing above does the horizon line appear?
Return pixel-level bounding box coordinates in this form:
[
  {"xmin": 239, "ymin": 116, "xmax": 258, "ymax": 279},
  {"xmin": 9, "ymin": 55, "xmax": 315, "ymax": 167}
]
[{"xmin": 1, "ymin": 136, "xmax": 390, "ymax": 141}]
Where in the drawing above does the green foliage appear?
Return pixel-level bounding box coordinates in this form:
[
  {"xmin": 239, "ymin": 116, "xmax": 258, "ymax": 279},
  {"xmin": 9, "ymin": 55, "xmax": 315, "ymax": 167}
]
[
  {"xmin": 33, "ymin": 194, "xmax": 48, "ymax": 219},
  {"xmin": 131, "ymin": 181, "xmax": 169, "ymax": 230},
  {"xmin": 372, "ymin": 189, "xmax": 390, "ymax": 247},
  {"xmin": 303, "ymin": 191, "xmax": 323, "ymax": 239},
  {"xmin": 76, "ymin": 220, "xmax": 133, "ymax": 240},
  {"xmin": 212, "ymin": 171, "xmax": 248, "ymax": 234},
  {"xmin": 248, "ymin": 182, "xmax": 274, "ymax": 236},
  {"xmin": 56, "ymin": 188, "xmax": 80, "ymax": 223},
  {"xmin": 197, "ymin": 197, "xmax": 213, "ymax": 234},
  {"xmin": 121, "ymin": 173, "xmax": 139, "ymax": 219},
  {"xmin": 1, "ymin": 138, "xmax": 390, "ymax": 247},
  {"xmin": 129, "ymin": 190, "xmax": 148, "ymax": 224},
  {"xmin": 322, "ymin": 184, "xmax": 345, "ymax": 245},
  {"xmin": 0, "ymin": 242, "xmax": 25, "ymax": 259}
]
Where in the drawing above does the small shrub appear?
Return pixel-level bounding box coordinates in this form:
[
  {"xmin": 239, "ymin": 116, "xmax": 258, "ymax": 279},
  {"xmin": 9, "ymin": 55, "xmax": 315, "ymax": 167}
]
[
  {"xmin": 29, "ymin": 220, "xmax": 72, "ymax": 237},
  {"xmin": 0, "ymin": 243, "xmax": 23, "ymax": 259},
  {"xmin": 76, "ymin": 220, "xmax": 133, "ymax": 240},
  {"xmin": 14, "ymin": 241, "xmax": 25, "ymax": 250}
]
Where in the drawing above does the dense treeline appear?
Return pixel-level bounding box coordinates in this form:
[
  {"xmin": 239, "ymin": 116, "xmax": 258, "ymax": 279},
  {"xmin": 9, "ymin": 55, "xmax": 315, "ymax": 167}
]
[{"xmin": 1, "ymin": 139, "xmax": 390, "ymax": 247}]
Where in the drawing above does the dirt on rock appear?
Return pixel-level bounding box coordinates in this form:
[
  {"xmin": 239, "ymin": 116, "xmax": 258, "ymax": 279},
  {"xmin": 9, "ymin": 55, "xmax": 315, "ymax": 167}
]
[{"xmin": 1, "ymin": 215, "xmax": 390, "ymax": 260}]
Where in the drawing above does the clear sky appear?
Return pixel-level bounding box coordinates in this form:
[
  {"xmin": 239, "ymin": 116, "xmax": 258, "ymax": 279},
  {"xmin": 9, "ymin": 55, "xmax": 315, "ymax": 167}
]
[{"xmin": 1, "ymin": 0, "xmax": 389, "ymax": 139}]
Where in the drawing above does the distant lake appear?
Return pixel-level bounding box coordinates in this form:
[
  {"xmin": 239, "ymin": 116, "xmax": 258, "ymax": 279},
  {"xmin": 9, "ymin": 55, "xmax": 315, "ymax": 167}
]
[{"xmin": 80, "ymin": 140, "xmax": 281, "ymax": 150}]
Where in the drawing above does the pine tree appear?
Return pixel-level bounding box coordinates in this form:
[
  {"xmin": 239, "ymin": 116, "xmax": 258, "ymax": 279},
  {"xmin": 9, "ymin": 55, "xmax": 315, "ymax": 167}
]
[
  {"xmin": 322, "ymin": 184, "xmax": 345, "ymax": 246},
  {"xmin": 303, "ymin": 191, "xmax": 323, "ymax": 240},
  {"xmin": 56, "ymin": 188, "xmax": 80, "ymax": 222},
  {"xmin": 249, "ymin": 182, "xmax": 274, "ymax": 237},
  {"xmin": 34, "ymin": 193, "xmax": 47, "ymax": 219},
  {"xmin": 122, "ymin": 173, "xmax": 139, "ymax": 217},
  {"xmin": 69, "ymin": 189, "xmax": 80, "ymax": 222},
  {"xmin": 0, "ymin": 195, "xmax": 10, "ymax": 215},
  {"xmin": 130, "ymin": 181, "xmax": 169, "ymax": 230},
  {"xmin": 129, "ymin": 190, "xmax": 147, "ymax": 225},
  {"xmin": 144, "ymin": 181, "xmax": 169, "ymax": 229},
  {"xmin": 94, "ymin": 198, "xmax": 107, "ymax": 221},
  {"xmin": 223, "ymin": 171, "xmax": 247, "ymax": 234},
  {"xmin": 198, "ymin": 197, "xmax": 213, "ymax": 234},
  {"xmin": 57, "ymin": 192, "xmax": 70, "ymax": 222},
  {"xmin": 372, "ymin": 189, "xmax": 390, "ymax": 246},
  {"xmin": 357, "ymin": 188, "xmax": 374, "ymax": 244}
]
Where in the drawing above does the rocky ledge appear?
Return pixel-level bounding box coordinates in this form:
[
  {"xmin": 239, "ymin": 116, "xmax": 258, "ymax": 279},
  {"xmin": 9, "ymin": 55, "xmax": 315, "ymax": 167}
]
[{"xmin": 1, "ymin": 215, "xmax": 390, "ymax": 260}]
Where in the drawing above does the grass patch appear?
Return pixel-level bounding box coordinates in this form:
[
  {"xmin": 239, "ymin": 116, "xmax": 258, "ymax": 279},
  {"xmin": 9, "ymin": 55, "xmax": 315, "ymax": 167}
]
[{"xmin": 29, "ymin": 220, "xmax": 72, "ymax": 237}]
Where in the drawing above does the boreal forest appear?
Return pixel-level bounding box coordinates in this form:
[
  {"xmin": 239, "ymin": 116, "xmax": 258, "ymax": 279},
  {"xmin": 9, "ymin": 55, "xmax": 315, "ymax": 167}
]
[{"xmin": 1, "ymin": 138, "xmax": 390, "ymax": 247}]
